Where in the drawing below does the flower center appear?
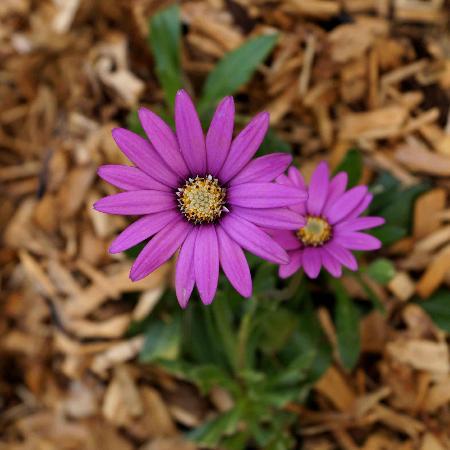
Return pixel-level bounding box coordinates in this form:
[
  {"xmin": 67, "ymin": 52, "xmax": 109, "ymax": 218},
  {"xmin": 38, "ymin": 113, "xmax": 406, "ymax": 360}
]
[
  {"xmin": 177, "ymin": 175, "xmax": 227, "ymax": 224},
  {"xmin": 297, "ymin": 216, "xmax": 332, "ymax": 247}
]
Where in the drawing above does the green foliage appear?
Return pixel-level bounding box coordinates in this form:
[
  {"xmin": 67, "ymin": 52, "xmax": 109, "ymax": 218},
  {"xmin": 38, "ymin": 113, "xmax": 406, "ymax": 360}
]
[
  {"xmin": 198, "ymin": 34, "xmax": 278, "ymax": 118},
  {"xmin": 335, "ymin": 148, "xmax": 363, "ymax": 188},
  {"xmin": 417, "ymin": 290, "xmax": 450, "ymax": 332},
  {"xmin": 330, "ymin": 278, "xmax": 361, "ymax": 371},
  {"xmin": 258, "ymin": 128, "xmax": 292, "ymax": 156},
  {"xmin": 366, "ymin": 258, "xmax": 396, "ymax": 285},
  {"xmin": 148, "ymin": 5, "xmax": 183, "ymax": 109}
]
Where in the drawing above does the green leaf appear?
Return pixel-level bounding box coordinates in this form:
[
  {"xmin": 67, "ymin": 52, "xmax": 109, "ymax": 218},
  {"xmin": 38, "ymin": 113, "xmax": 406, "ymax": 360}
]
[
  {"xmin": 257, "ymin": 128, "xmax": 292, "ymax": 156},
  {"xmin": 335, "ymin": 148, "xmax": 363, "ymax": 188},
  {"xmin": 369, "ymin": 224, "xmax": 406, "ymax": 246},
  {"xmin": 366, "ymin": 258, "xmax": 396, "ymax": 285},
  {"xmin": 124, "ymin": 240, "xmax": 147, "ymax": 260},
  {"xmin": 139, "ymin": 317, "xmax": 181, "ymax": 363},
  {"xmin": 148, "ymin": 5, "xmax": 183, "ymax": 109},
  {"xmin": 126, "ymin": 110, "xmax": 145, "ymax": 137},
  {"xmin": 198, "ymin": 34, "xmax": 278, "ymax": 117},
  {"xmin": 331, "ymin": 279, "xmax": 361, "ymax": 371},
  {"xmin": 417, "ymin": 290, "xmax": 450, "ymax": 332}
]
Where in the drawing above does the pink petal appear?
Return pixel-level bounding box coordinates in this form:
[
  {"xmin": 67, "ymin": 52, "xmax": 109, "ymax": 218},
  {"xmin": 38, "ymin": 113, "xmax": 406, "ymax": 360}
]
[
  {"xmin": 321, "ymin": 247, "xmax": 343, "ymax": 277},
  {"xmin": 279, "ymin": 250, "xmax": 303, "ymax": 279},
  {"xmin": 307, "ymin": 161, "xmax": 329, "ymax": 216},
  {"xmin": 98, "ymin": 165, "xmax": 170, "ymax": 192},
  {"xmin": 228, "ymin": 183, "xmax": 307, "ymax": 208},
  {"xmin": 287, "ymin": 166, "xmax": 306, "ymax": 188},
  {"xmin": 347, "ymin": 193, "xmax": 373, "ymax": 219},
  {"xmin": 229, "ymin": 153, "xmax": 292, "ymax": 186},
  {"xmin": 217, "ymin": 226, "xmax": 252, "ymax": 298},
  {"xmin": 175, "ymin": 90, "xmax": 206, "ymax": 175},
  {"xmin": 322, "ymin": 172, "xmax": 348, "ymax": 216},
  {"xmin": 93, "ymin": 190, "xmax": 175, "ymax": 215},
  {"xmin": 326, "ymin": 186, "xmax": 368, "ymax": 224},
  {"xmin": 130, "ymin": 218, "xmax": 191, "ymax": 281},
  {"xmin": 194, "ymin": 225, "xmax": 219, "ymax": 305},
  {"xmin": 325, "ymin": 241, "xmax": 358, "ymax": 271},
  {"xmin": 334, "ymin": 216, "xmax": 385, "ymax": 233},
  {"xmin": 111, "ymin": 128, "xmax": 179, "ymax": 187},
  {"xmin": 232, "ymin": 206, "xmax": 305, "ymax": 230},
  {"xmin": 221, "ymin": 214, "xmax": 288, "ymax": 264},
  {"xmin": 269, "ymin": 230, "xmax": 302, "ymax": 251},
  {"xmin": 109, "ymin": 210, "xmax": 179, "ymax": 253},
  {"xmin": 138, "ymin": 107, "xmax": 189, "ymax": 178},
  {"xmin": 175, "ymin": 228, "xmax": 198, "ymax": 308},
  {"xmin": 206, "ymin": 96, "xmax": 234, "ymax": 176},
  {"xmin": 219, "ymin": 112, "xmax": 269, "ymax": 183},
  {"xmin": 334, "ymin": 232, "xmax": 382, "ymax": 251},
  {"xmin": 302, "ymin": 247, "xmax": 322, "ymax": 278}
]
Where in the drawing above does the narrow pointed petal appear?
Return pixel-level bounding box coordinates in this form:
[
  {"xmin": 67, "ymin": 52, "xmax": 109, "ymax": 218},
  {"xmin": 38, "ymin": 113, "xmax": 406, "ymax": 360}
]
[
  {"xmin": 326, "ymin": 186, "xmax": 368, "ymax": 224},
  {"xmin": 334, "ymin": 231, "xmax": 382, "ymax": 251},
  {"xmin": 307, "ymin": 161, "xmax": 329, "ymax": 216},
  {"xmin": 138, "ymin": 107, "xmax": 189, "ymax": 178},
  {"xmin": 323, "ymin": 172, "xmax": 348, "ymax": 216},
  {"xmin": 228, "ymin": 183, "xmax": 307, "ymax": 208},
  {"xmin": 221, "ymin": 214, "xmax": 288, "ymax": 264},
  {"xmin": 302, "ymin": 247, "xmax": 322, "ymax": 278},
  {"xmin": 334, "ymin": 216, "xmax": 385, "ymax": 233},
  {"xmin": 195, "ymin": 225, "xmax": 219, "ymax": 305},
  {"xmin": 219, "ymin": 112, "xmax": 269, "ymax": 183},
  {"xmin": 321, "ymin": 248, "xmax": 342, "ymax": 277},
  {"xmin": 175, "ymin": 228, "xmax": 198, "ymax": 308},
  {"xmin": 229, "ymin": 153, "xmax": 292, "ymax": 186},
  {"xmin": 93, "ymin": 190, "xmax": 174, "ymax": 215},
  {"xmin": 175, "ymin": 90, "xmax": 206, "ymax": 175},
  {"xmin": 270, "ymin": 230, "xmax": 302, "ymax": 251},
  {"xmin": 109, "ymin": 210, "xmax": 179, "ymax": 253},
  {"xmin": 287, "ymin": 166, "xmax": 306, "ymax": 188},
  {"xmin": 347, "ymin": 193, "xmax": 373, "ymax": 219},
  {"xmin": 130, "ymin": 219, "xmax": 191, "ymax": 281},
  {"xmin": 276, "ymin": 174, "xmax": 292, "ymax": 186},
  {"xmin": 206, "ymin": 96, "xmax": 234, "ymax": 176},
  {"xmin": 232, "ymin": 206, "xmax": 305, "ymax": 230},
  {"xmin": 325, "ymin": 241, "xmax": 358, "ymax": 271},
  {"xmin": 98, "ymin": 165, "xmax": 170, "ymax": 192},
  {"xmin": 279, "ymin": 250, "xmax": 303, "ymax": 279},
  {"xmin": 112, "ymin": 128, "xmax": 180, "ymax": 187},
  {"xmin": 217, "ymin": 226, "xmax": 252, "ymax": 298}
]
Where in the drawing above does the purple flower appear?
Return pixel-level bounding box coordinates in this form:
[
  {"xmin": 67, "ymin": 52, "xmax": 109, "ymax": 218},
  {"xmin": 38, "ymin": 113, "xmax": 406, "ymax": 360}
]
[
  {"xmin": 94, "ymin": 90, "xmax": 307, "ymax": 307},
  {"xmin": 270, "ymin": 162, "xmax": 385, "ymax": 279}
]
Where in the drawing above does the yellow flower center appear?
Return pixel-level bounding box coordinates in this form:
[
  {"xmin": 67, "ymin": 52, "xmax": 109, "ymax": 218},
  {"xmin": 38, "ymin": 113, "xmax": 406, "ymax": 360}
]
[
  {"xmin": 177, "ymin": 175, "xmax": 226, "ymax": 224},
  {"xmin": 297, "ymin": 216, "xmax": 332, "ymax": 247}
]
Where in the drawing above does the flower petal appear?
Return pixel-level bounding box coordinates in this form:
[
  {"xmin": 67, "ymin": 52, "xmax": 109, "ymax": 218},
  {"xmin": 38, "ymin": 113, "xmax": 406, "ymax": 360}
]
[
  {"xmin": 232, "ymin": 206, "xmax": 305, "ymax": 230},
  {"xmin": 279, "ymin": 250, "xmax": 303, "ymax": 279},
  {"xmin": 111, "ymin": 128, "xmax": 180, "ymax": 187},
  {"xmin": 98, "ymin": 165, "xmax": 170, "ymax": 191},
  {"xmin": 93, "ymin": 190, "xmax": 175, "ymax": 215},
  {"xmin": 321, "ymin": 247, "xmax": 342, "ymax": 277},
  {"xmin": 221, "ymin": 214, "xmax": 288, "ymax": 264},
  {"xmin": 219, "ymin": 112, "xmax": 269, "ymax": 183},
  {"xmin": 326, "ymin": 186, "xmax": 368, "ymax": 224},
  {"xmin": 322, "ymin": 172, "xmax": 348, "ymax": 216},
  {"xmin": 347, "ymin": 193, "xmax": 373, "ymax": 219},
  {"xmin": 229, "ymin": 153, "xmax": 292, "ymax": 186},
  {"xmin": 287, "ymin": 166, "xmax": 305, "ymax": 188},
  {"xmin": 175, "ymin": 90, "xmax": 206, "ymax": 175},
  {"xmin": 216, "ymin": 226, "xmax": 252, "ymax": 298},
  {"xmin": 109, "ymin": 210, "xmax": 179, "ymax": 253},
  {"xmin": 195, "ymin": 225, "xmax": 219, "ymax": 305},
  {"xmin": 269, "ymin": 230, "xmax": 302, "ymax": 250},
  {"xmin": 228, "ymin": 183, "xmax": 307, "ymax": 208},
  {"xmin": 138, "ymin": 107, "xmax": 189, "ymax": 178},
  {"xmin": 334, "ymin": 216, "xmax": 385, "ymax": 233},
  {"xmin": 175, "ymin": 228, "xmax": 198, "ymax": 308},
  {"xmin": 130, "ymin": 218, "xmax": 191, "ymax": 281},
  {"xmin": 206, "ymin": 96, "xmax": 234, "ymax": 176},
  {"xmin": 302, "ymin": 247, "xmax": 322, "ymax": 278},
  {"xmin": 325, "ymin": 241, "xmax": 358, "ymax": 271},
  {"xmin": 334, "ymin": 231, "xmax": 382, "ymax": 251},
  {"xmin": 307, "ymin": 161, "xmax": 329, "ymax": 216}
]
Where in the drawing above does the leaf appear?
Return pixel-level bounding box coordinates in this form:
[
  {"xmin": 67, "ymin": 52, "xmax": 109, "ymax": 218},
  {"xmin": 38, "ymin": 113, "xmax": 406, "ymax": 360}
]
[
  {"xmin": 257, "ymin": 128, "xmax": 292, "ymax": 156},
  {"xmin": 253, "ymin": 262, "xmax": 277, "ymax": 293},
  {"xmin": 139, "ymin": 317, "xmax": 181, "ymax": 363},
  {"xmin": 369, "ymin": 224, "xmax": 406, "ymax": 246},
  {"xmin": 148, "ymin": 5, "xmax": 183, "ymax": 109},
  {"xmin": 198, "ymin": 34, "xmax": 278, "ymax": 117},
  {"xmin": 366, "ymin": 258, "xmax": 396, "ymax": 285},
  {"xmin": 335, "ymin": 148, "xmax": 363, "ymax": 188},
  {"xmin": 331, "ymin": 278, "xmax": 361, "ymax": 371},
  {"xmin": 417, "ymin": 290, "xmax": 450, "ymax": 333},
  {"xmin": 124, "ymin": 240, "xmax": 147, "ymax": 260},
  {"xmin": 126, "ymin": 110, "xmax": 145, "ymax": 137}
]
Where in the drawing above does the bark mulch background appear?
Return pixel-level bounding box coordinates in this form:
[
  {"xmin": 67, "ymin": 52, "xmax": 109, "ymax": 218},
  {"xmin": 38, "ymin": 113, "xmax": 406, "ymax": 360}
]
[{"xmin": 1, "ymin": 0, "xmax": 450, "ymax": 449}]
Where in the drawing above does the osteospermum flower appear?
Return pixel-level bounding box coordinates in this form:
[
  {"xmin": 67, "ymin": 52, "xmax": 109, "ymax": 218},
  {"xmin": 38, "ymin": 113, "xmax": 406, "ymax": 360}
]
[
  {"xmin": 271, "ymin": 162, "xmax": 385, "ymax": 279},
  {"xmin": 94, "ymin": 90, "xmax": 307, "ymax": 307}
]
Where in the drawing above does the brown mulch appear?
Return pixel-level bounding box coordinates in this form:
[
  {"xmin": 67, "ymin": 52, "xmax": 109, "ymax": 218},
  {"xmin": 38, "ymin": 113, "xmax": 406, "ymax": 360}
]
[{"xmin": 1, "ymin": 0, "xmax": 450, "ymax": 449}]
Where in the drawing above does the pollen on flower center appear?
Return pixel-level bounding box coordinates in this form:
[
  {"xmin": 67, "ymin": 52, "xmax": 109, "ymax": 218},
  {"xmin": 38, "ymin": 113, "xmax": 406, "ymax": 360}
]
[
  {"xmin": 177, "ymin": 175, "xmax": 227, "ymax": 224},
  {"xmin": 297, "ymin": 216, "xmax": 332, "ymax": 247}
]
